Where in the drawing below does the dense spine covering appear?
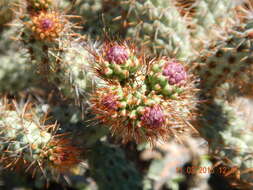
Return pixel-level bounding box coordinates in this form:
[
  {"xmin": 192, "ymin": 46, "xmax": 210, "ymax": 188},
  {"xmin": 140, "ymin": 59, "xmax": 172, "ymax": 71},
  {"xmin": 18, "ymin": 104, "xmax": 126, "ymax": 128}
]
[
  {"xmin": 198, "ymin": 98, "xmax": 253, "ymax": 188},
  {"xmin": 193, "ymin": 21, "xmax": 253, "ymax": 93},
  {"xmin": 1, "ymin": 0, "xmax": 253, "ymax": 189},
  {"xmin": 0, "ymin": 100, "xmax": 81, "ymax": 176},
  {"xmin": 124, "ymin": 0, "xmax": 194, "ymax": 59},
  {"xmin": 188, "ymin": 0, "xmax": 238, "ymax": 48},
  {"xmin": 91, "ymin": 39, "xmax": 198, "ymax": 144}
]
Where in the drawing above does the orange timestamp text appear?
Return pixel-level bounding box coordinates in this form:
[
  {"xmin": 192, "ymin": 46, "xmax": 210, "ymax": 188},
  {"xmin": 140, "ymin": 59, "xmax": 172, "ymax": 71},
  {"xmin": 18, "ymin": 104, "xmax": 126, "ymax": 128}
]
[{"xmin": 176, "ymin": 166, "xmax": 239, "ymax": 175}]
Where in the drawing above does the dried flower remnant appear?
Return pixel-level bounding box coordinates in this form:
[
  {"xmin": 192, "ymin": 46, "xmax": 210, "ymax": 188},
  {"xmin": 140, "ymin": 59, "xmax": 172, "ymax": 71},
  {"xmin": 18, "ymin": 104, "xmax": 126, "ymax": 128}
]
[{"xmin": 30, "ymin": 11, "xmax": 64, "ymax": 41}]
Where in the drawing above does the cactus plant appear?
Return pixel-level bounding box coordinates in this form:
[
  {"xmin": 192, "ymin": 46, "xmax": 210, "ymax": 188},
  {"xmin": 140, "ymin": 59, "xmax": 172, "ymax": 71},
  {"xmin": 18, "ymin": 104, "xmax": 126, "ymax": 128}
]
[
  {"xmin": 0, "ymin": 99, "xmax": 81, "ymax": 177},
  {"xmin": 1, "ymin": 0, "xmax": 253, "ymax": 189}
]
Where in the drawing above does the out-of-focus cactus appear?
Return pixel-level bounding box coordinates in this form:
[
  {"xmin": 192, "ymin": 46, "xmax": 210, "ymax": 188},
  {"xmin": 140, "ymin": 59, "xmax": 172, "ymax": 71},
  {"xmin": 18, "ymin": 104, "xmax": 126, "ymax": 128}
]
[
  {"xmin": 193, "ymin": 20, "xmax": 253, "ymax": 93},
  {"xmin": 0, "ymin": 50, "xmax": 36, "ymax": 94},
  {"xmin": 87, "ymin": 142, "xmax": 143, "ymax": 190},
  {"xmin": 0, "ymin": 100, "xmax": 81, "ymax": 177},
  {"xmin": 26, "ymin": 0, "xmax": 53, "ymax": 10},
  {"xmin": 197, "ymin": 98, "xmax": 253, "ymax": 189},
  {"xmin": 124, "ymin": 0, "xmax": 194, "ymax": 59},
  {"xmin": 95, "ymin": 0, "xmax": 241, "ymax": 59},
  {"xmin": 140, "ymin": 137, "xmax": 210, "ymax": 190},
  {"xmin": 0, "ymin": 0, "xmax": 17, "ymax": 28},
  {"xmin": 184, "ymin": 0, "xmax": 238, "ymax": 49}
]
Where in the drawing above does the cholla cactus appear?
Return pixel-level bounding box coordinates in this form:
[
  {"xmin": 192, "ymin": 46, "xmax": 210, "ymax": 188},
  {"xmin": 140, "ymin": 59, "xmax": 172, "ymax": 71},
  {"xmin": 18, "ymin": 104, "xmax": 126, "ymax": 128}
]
[
  {"xmin": 91, "ymin": 41, "xmax": 198, "ymax": 144},
  {"xmin": 193, "ymin": 20, "xmax": 253, "ymax": 94},
  {"xmin": 87, "ymin": 142, "xmax": 142, "ymax": 190},
  {"xmin": 0, "ymin": 100, "xmax": 81, "ymax": 177},
  {"xmin": 189, "ymin": 19, "xmax": 253, "ymax": 189},
  {"xmin": 2, "ymin": 0, "xmax": 253, "ymax": 189}
]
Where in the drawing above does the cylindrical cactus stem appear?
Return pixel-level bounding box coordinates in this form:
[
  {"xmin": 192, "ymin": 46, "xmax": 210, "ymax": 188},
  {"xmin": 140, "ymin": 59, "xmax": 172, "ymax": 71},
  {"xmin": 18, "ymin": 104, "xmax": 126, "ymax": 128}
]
[
  {"xmin": 123, "ymin": 0, "xmax": 195, "ymax": 59},
  {"xmin": 87, "ymin": 142, "xmax": 142, "ymax": 190},
  {"xmin": 186, "ymin": 0, "xmax": 239, "ymax": 49},
  {"xmin": 192, "ymin": 21, "xmax": 253, "ymax": 94},
  {"xmin": 15, "ymin": 2, "xmax": 98, "ymax": 102},
  {"xmin": 57, "ymin": 41, "xmax": 101, "ymax": 102},
  {"xmin": 0, "ymin": 99, "xmax": 81, "ymax": 177},
  {"xmin": 0, "ymin": 49, "xmax": 36, "ymax": 94},
  {"xmin": 197, "ymin": 98, "xmax": 253, "ymax": 189},
  {"xmin": 18, "ymin": 8, "xmax": 72, "ymax": 80}
]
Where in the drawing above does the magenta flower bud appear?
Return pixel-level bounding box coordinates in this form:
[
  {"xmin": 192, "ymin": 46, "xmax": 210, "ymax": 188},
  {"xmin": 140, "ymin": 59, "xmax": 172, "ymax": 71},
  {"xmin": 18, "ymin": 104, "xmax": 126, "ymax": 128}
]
[
  {"xmin": 106, "ymin": 45, "xmax": 129, "ymax": 64},
  {"xmin": 141, "ymin": 105, "xmax": 165, "ymax": 127},
  {"xmin": 40, "ymin": 19, "xmax": 54, "ymax": 30},
  {"xmin": 101, "ymin": 94, "xmax": 118, "ymax": 110},
  {"xmin": 162, "ymin": 61, "xmax": 187, "ymax": 85}
]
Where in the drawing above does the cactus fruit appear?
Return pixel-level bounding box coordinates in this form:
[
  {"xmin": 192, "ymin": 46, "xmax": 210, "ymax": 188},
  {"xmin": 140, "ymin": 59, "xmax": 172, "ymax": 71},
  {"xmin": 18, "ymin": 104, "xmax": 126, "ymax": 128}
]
[
  {"xmin": 91, "ymin": 85, "xmax": 168, "ymax": 142},
  {"xmin": 146, "ymin": 58, "xmax": 189, "ymax": 98},
  {"xmin": 91, "ymin": 84, "xmax": 172, "ymax": 143},
  {"xmin": 94, "ymin": 42, "xmax": 142, "ymax": 81},
  {"xmin": 0, "ymin": 100, "xmax": 81, "ymax": 176}
]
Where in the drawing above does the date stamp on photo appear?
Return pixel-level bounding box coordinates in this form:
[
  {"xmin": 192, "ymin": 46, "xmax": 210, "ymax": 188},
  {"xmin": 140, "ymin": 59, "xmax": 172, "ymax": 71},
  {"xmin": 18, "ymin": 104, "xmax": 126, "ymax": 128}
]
[{"xmin": 176, "ymin": 166, "xmax": 239, "ymax": 176}]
